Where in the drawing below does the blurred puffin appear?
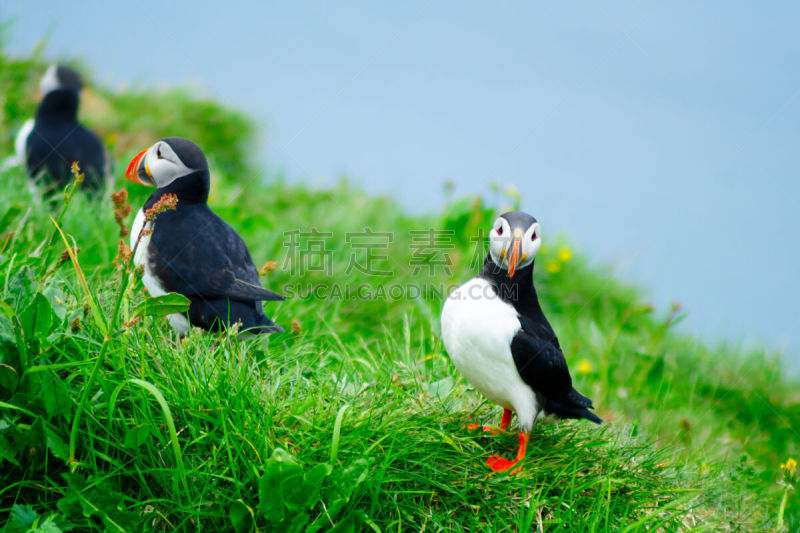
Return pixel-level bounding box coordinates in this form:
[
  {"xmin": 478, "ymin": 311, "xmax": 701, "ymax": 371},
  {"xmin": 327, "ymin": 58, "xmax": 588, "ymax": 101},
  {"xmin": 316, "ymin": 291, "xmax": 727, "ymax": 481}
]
[
  {"xmin": 14, "ymin": 64, "xmax": 110, "ymax": 191},
  {"xmin": 441, "ymin": 211, "xmax": 601, "ymax": 474},
  {"xmin": 126, "ymin": 137, "xmax": 284, "ymax": 335}
]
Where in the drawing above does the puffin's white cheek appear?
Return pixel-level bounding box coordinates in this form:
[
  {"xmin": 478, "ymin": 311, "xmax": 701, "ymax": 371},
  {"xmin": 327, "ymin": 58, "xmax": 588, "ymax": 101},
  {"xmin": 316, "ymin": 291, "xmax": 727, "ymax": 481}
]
[
  {"xmin": 529, "ymin": 240, "xmax": 542, "ymax": 259},
  {"xmin": 39, "ymin": 66, "xmax": 59, "ymax": 96},
  {"xmin": 149, "ymin": 160, "xmax": 172, "ymax": 187},
  {"xmin": 489, "ymin": 239, "xmax": 505, "ymax": 266},
  {"xmin": 519, "ymin": 240, "xmax": 540, "ymax": 266}
]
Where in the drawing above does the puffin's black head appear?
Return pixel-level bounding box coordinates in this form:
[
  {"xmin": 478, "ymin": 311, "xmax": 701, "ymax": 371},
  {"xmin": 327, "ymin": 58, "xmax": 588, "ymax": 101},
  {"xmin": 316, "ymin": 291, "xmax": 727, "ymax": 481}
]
[
  {"xmin": 125, "ymin": 137, "xmax": 208, "ymax": 192},
  {"xmin": 488, "ymin": 211, "xmax": 541, "ymax": 278},
  {"xmin": 39, "ymin": 64, "xmax": 83, "ymax": 97}
]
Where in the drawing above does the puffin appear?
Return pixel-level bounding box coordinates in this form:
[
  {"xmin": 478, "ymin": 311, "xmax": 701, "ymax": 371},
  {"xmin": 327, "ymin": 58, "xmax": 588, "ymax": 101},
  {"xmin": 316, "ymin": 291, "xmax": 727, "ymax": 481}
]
[
  {"xmin": 440, "ymin": 211, "xmax": 601, "ymax": 474},
  {"xmin": 125, "ymin": 137, "xmax": 284, "ymax": 335},
  {"xmin": 14, "ymin": 64, "xmax": 110, "ymax": 191}
]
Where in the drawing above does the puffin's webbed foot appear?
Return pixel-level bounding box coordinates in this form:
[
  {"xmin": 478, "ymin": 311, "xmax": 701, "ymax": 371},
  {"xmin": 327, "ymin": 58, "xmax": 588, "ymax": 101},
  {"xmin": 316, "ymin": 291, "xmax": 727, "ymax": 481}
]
[
  {"xmin": 486, "ymin": 432, "xmax": 529, "ymax": 475},
  {"xmin": 465, "ymin": 408, "xmax": 513, "ymax": 434}
]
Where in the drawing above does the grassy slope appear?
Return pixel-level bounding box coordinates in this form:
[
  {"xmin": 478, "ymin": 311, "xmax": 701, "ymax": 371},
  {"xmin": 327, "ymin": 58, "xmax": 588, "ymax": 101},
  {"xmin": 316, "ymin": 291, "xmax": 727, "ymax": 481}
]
[{"xmin": 1, "ymin": 48, "xmax": 798, "ymax": 532}]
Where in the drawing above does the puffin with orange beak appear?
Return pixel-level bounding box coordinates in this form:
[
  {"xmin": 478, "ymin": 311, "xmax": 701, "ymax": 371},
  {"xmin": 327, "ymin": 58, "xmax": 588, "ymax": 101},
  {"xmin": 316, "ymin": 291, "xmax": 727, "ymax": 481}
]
[
  {"xmin": 126, "ymin": 137, "xmax": 283, "ymax": 336},
  {"xmin": 441, "ymin": 211, "xmax": 600, "ymax": 474}
]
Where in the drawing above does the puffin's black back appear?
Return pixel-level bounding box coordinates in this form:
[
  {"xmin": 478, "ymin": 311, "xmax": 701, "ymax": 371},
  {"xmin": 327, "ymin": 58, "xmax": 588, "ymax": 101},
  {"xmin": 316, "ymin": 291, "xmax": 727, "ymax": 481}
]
[
  {"xmin": 26, "ymin": 89, "xmax": 107, "ymax": 191},
  {"xmin": 143, "ymin": 185, "xmax": 283, "ymax": 333}
]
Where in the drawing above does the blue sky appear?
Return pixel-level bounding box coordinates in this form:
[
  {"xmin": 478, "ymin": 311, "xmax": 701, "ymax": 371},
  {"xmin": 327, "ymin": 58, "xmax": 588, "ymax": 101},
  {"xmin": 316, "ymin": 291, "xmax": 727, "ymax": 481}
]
[{"xmin": 3, "ymin": 2, "xmax": 799, "ymax": 364}]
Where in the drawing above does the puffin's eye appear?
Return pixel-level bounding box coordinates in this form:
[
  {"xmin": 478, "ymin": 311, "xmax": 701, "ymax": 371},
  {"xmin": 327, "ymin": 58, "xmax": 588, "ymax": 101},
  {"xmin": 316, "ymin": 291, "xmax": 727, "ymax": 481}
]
[
  {"xmin": 531, "ymin": 232, "xmax": 537, "ymax": 241},
  {"xmin": 156, "ymin": 146, "xmax": 163, "ymax": 159},
  {"xmin": 497, "ymin": 226, "xmax": 503, "ymax": 236}
]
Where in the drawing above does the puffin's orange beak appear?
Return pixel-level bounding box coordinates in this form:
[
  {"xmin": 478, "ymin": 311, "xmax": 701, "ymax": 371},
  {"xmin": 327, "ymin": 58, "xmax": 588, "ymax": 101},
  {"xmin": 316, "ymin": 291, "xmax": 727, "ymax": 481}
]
[
  {"xmin": 125, "ymin": 148, "xmax": 154, "ymax": 186},
  {"xmin": 507, "ymin": 230, "xmax": 522, "ymax": 278}
]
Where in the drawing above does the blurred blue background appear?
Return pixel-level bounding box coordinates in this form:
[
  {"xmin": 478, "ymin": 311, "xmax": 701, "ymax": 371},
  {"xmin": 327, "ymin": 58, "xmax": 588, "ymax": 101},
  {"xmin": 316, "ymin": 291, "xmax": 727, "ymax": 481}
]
[{"xmin": 3, "ymin": 2, "xmax": 799, "ymax": 364}]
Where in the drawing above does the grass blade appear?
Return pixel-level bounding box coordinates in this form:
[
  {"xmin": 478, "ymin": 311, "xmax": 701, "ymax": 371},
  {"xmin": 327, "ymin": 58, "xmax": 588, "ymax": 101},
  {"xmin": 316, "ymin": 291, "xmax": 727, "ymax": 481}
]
[
  {"xmin": 330, "ymin": 403, "xmax": 349, "ymax": 464},
  {"xmin": 49, "ymin": 216, "xmax": 107, "ymax": 335},
  {"xmin": 108, "ymin": 378, "xmax": 189, "ymax": 496}
]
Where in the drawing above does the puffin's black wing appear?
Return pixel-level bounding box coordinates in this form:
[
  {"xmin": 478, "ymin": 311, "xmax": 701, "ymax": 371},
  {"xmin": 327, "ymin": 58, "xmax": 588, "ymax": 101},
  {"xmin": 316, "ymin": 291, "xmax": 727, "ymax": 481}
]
[
  {"xmin": 150, "ymin": 206, "xmax": 284, "ymax": 303},
  {"xmin": 510, "ymin": 329, "xmax": 573, "ymax": 399},
  {"xmin": 511, "ymin": 328, "xmax": 601, "ymax": 423},
  {"xmin": 209, "ymin": 272, "xmax": 285, "ymax": 302}
]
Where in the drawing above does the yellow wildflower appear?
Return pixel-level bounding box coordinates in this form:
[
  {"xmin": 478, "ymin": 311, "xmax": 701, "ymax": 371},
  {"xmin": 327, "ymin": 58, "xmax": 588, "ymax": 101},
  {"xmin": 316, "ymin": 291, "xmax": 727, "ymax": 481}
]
[
  {"xmin": 545, "ymin": 260, "xmax": 561, "ymax": 274},
  {"xmin": 557, "ymin": 246, "xmax": 573, "ymax": 262},
  {"xmin": 258, "ymin": 261, "xmax": 278, "ymax": 275},
  {"xmin": 781, "ymin": 458, "xmax": 797, "ymax": 478},
  {"xmin": 576, "ymin": 359, "xmax": 593, "ymax": 375}
]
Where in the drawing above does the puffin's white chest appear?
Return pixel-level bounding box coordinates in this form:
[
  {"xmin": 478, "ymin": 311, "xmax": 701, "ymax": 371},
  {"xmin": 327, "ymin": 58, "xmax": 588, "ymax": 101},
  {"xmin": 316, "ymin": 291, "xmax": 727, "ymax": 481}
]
[
  {"xmin": 130, "ymin": 208, "xmax": 189, "ymax": 335},
  {"xmin": 441, "ymin": 277, "xmax": 539, "ymax": 429},
  {"xmin": 14, "ymin": 119, "xmax": 35, "ymax": 169},
  {"xmin": 2, "ymin": 119, "xmax": 34, "ymax": 175},
  {"xmin": 130, "ymin": 208, "xmax": 152, "ymax": 271}
]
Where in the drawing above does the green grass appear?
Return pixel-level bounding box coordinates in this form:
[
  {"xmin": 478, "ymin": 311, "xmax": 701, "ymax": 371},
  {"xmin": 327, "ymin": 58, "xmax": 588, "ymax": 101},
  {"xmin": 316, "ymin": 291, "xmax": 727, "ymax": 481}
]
[{"xmin": 1, "ymin": 47, "xmax": 799, "ymax": 532}]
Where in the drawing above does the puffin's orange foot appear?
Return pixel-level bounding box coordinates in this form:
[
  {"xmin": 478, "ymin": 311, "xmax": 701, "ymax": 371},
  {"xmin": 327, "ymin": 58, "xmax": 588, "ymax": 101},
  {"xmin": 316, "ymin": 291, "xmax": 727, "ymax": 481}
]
[
  {"xmin": 486, "ymin": 455, "xmax": 523, "ymax": 474},
  {"xmin": 466, "ymin": 424, "xmax": 503, "ymax": 434},
  {"xmin": 486, "ymin": 432, "xmax": 529, "ymax": 474},
  {"xmin": 465, "ymin": 409, "xmax": 513, "ymax": 434}
]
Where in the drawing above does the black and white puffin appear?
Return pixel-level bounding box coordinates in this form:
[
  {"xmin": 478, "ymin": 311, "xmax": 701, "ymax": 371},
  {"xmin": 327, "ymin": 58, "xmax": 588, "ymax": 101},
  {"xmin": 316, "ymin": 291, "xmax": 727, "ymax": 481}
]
[
  {"xmin": 125, "ymin": 137, "xmax": 284, "ymax": 335},
  {"xmin": 441, "ymin": 211, "xmax": 601, "ymax": 474},
  {"xmin": 14, "ymin": 64, "xmax": 110, "ymax": 191}
]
